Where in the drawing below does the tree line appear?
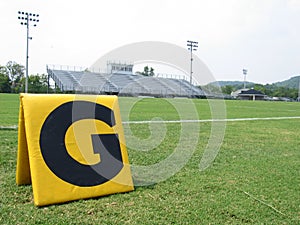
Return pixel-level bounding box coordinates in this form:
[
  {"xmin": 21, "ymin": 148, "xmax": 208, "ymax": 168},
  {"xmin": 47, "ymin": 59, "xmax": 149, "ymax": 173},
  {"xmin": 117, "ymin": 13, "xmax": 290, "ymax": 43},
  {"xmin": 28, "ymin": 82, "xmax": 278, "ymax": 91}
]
[
  {"xmin": 0, "ymin": 62, "xmax": 156, "ymax": 94},
  {"xmin": 220, "ymin": 83, "xmax": 299, "ymax": 99},
  {"xmin": 1, "ymin": 61, "xmax": 298, "ymax": 99},
  {"xmin": 0, "ymin": 61, "xmax": 51, "ymax": 93}
]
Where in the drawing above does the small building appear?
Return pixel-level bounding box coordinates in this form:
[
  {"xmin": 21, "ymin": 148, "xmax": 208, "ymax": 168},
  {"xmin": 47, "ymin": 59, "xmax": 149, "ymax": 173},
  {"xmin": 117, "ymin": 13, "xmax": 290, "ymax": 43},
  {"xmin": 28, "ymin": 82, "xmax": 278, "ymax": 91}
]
[
  {"xmin": 231, "ymin": 88, "xmax": 249, "ymax": 98},
  {"xmin": 238, "ymin": 89, "xmax": 266, "ymax": 101},
  {"xmin": 107, "ymin": 61, "xmax": 133, "ymax": 75}
]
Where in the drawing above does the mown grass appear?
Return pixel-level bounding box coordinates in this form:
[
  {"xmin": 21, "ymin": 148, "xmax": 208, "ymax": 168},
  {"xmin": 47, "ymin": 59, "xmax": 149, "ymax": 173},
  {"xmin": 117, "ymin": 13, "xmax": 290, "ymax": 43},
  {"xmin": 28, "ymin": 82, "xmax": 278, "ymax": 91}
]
[
  {"xmin": 0, "ymin": 93, "xmax": 300, "ymax": 224},
  {"xmin": 0, "ymin": 94, "xmax": 20, "ymax": 126}
]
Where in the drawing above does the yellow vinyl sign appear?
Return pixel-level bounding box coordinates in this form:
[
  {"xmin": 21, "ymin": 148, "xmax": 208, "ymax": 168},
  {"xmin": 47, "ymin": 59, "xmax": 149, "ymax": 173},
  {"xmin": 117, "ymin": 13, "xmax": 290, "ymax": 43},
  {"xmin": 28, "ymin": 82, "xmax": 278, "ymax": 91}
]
[{"xmin": 16, "ymin": 94, "xmax": 134, "ymax": 206}]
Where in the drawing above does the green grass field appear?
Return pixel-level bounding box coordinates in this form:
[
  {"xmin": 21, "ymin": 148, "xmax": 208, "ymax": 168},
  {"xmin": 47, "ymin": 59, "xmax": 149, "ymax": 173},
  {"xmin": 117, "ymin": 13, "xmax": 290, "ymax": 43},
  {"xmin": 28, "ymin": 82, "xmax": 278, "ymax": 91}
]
[{"xmin": 0, "ymin": 93, "xmax": 299, "ymax": 224}]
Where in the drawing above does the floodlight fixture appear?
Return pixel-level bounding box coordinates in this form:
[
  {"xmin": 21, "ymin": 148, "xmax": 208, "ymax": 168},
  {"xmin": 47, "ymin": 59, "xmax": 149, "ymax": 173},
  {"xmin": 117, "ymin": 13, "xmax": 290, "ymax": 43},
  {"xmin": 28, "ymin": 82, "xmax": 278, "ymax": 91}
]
[{"xmin": 18, "ymin": 11, "xmax": 40, "ymax": 93}]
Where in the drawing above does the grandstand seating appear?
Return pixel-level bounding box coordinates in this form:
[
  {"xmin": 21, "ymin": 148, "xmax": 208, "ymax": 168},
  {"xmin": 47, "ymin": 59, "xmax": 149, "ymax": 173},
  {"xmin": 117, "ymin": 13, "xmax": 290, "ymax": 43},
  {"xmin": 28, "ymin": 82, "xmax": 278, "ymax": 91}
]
[{"xmin": 47, "ymin": 68, "xmax": 205, "ymax": 98}]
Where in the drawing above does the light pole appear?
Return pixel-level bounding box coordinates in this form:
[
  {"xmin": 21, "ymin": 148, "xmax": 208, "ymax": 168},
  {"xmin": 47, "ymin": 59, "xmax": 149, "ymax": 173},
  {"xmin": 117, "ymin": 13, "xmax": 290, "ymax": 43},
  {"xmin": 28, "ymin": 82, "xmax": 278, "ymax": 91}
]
[
  {"xmin": 298, "ymin": 76, "xmax": 300, "ymax": 102},
  {"xmin": 243, "ymin": 69, "xmax": 248, "ymax": 89},
  {"xmin": 187, "ymin": 40, "xmax": 198, "ymax": 85},
  {"xmin": 18, "ymin": 11, "xmax": 39, "ymax": 93}
]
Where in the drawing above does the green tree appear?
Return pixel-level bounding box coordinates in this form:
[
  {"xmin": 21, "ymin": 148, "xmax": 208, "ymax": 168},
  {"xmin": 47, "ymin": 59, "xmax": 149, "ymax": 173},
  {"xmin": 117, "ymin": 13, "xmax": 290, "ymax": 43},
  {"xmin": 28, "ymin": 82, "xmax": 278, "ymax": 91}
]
[
  {"xmin": 221, "ymin": 85, "xmax": 233, "ymax": 94},
  {"xmin": 26, "ymin": 74, "xmax": 49, "ymax": 93},
  {"xmin": 149, "ymin": 67, "xmax": 154, "ymax": 76},
  {"xmin": 136, "ymin": 66, "xmax": 155, "ymax": 76},
  {"xmin": 6, "ymin": 61, "xmax": 25, "ymax": 92},
  {"xmin": 0, "ymin": 65, "xmax": 11, "ymax": 93},
  {"xmin": 254, "ymin": 84, "xmax": 266, "ymax": 94}
]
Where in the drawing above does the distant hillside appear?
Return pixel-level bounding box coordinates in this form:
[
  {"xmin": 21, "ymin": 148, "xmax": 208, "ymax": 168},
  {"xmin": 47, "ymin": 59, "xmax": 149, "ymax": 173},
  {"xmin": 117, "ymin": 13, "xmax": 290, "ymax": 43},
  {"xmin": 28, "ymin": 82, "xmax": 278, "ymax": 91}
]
[
  {"xmin": 208, "ymin": 76, "xmax": 300, "ymax": 89},
  {"xmin": 273, "ymin": 76, "xmax": 300, "ymax": 89},
  {"xmin": 208, "ymin": 81, "xmax": 255, "ymax": 87},
  {"xmin": 204, "ymin": 76, "xmax": 300, "ymax": 99}
]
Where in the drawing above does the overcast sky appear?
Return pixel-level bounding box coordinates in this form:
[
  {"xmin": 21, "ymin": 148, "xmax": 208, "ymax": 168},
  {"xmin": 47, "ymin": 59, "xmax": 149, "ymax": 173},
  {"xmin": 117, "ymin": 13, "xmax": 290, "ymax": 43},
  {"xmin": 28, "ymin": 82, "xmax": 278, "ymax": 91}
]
[{"xmin": 0, "ymin": 0, "xmax": 299, "ymax": 84}]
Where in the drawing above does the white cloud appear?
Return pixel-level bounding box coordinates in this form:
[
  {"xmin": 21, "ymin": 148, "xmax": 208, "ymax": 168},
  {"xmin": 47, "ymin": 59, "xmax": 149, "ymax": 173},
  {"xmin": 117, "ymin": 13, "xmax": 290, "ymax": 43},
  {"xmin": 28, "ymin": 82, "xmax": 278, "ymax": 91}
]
[{"xmin": 287, "ymin": 0, "xmax": 300, "ymax": 10}]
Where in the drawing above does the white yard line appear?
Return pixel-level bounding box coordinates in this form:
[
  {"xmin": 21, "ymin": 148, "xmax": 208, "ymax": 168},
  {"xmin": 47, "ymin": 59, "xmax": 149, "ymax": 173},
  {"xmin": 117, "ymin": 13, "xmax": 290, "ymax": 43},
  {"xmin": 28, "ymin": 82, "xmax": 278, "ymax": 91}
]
[
  {"xmin": 0, "ymin": 125, "xmax": 18, "ymax": 130},
  {"xmin": 122, "ymin": 116, "xmax": 300, "ymax": 124},
  {"xmin": 1, "ymin": 116, "xmax": 300, "ymax": 129}
]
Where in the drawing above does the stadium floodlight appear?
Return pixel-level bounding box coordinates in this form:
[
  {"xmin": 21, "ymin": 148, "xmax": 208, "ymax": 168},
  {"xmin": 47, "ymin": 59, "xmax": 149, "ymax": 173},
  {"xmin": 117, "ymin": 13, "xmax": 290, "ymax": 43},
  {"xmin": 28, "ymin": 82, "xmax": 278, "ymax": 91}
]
[
  {"xmin": 243, "ymin": 69, "xmax": 248, "ymax": 89},
  {"xmin": 18, "ymin": 11, "xmax": 40, "ymax": 93},
  {"xmin": 187, "ymin": 40, "xmax": 198, "ymax": 85}
]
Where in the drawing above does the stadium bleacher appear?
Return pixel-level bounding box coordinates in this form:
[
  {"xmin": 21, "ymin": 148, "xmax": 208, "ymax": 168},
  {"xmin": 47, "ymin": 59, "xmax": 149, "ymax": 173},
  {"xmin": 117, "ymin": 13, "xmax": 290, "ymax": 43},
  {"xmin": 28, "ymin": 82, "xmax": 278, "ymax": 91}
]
[{"xmin": 47, "ymin": 67, "xmax": 205, "ymax": 98}]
